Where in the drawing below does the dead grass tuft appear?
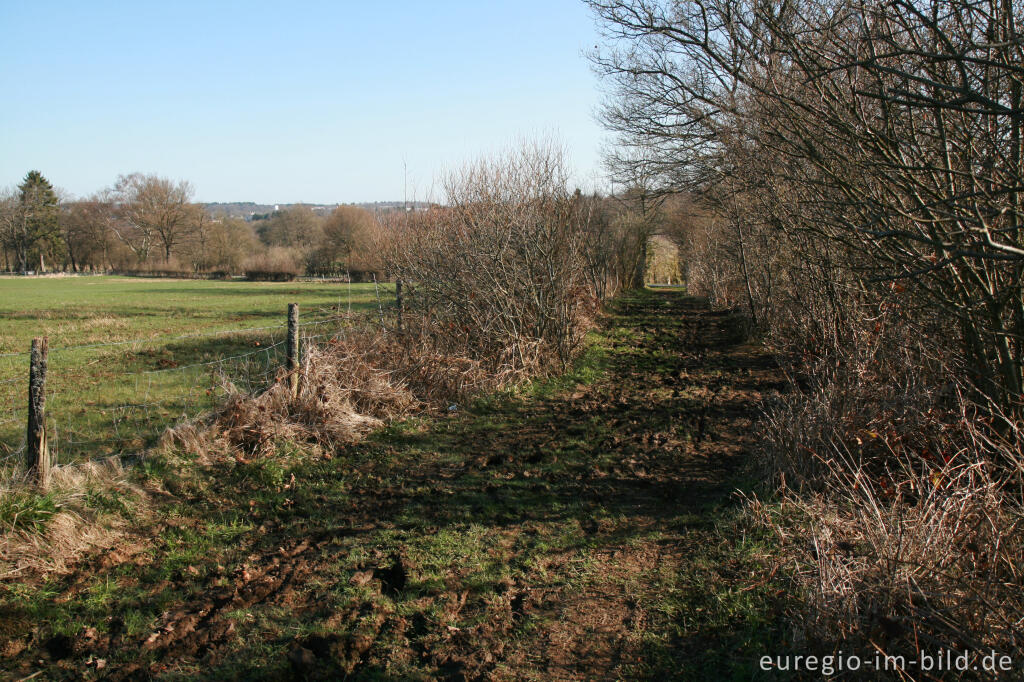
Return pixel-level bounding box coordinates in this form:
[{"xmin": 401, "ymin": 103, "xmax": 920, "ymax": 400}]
[
  {"xmin": 0, "ymin": 458, "xmax": 149, "ymax": 578},
  {"xmin": 165, "ymin": 324, "xmax": 521, "ymax": 461}
]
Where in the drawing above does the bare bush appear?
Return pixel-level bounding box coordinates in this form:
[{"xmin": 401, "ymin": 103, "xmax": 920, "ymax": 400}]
[
  {"xmin": 748, "ymin": 293, "xmax": 1024, "ymax": 663},
  {"xmin": 173, "ymin": 143, "xmax": 618, "ymax": 463},
  {"xmin": 755, "ymin": 396, "xmax": 1024, "ymax": 666},
  {"xmin": 382, "ymin": 142, "xmax": 600, "ymax": 376}
]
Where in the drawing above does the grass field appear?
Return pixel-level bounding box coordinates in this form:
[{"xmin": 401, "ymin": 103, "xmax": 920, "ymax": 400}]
[{"xmin": 0, "ymin": 276, "xmax": 389, "ymax": 465}]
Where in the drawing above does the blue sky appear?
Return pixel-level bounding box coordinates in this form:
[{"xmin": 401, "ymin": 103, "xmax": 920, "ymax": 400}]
[{"xmin": 0, "ymin": 1, "xmax": 607, "ymax": 203}]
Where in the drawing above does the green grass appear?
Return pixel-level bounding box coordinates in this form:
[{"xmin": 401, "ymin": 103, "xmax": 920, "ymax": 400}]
[
  {"xmin": 0, "ymin": 490, "xmax": 61, "ymax": 533},
  {"xmin": 0, "ymin": 288, "xmax": 792, "ymax": 680},
  {"xmin": 0, "ymin": 276, "xmax": 390, "ymax": 463}
]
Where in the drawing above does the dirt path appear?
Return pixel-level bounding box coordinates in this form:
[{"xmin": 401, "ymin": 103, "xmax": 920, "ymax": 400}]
[{"xmin": 2, "ymin": 289, "xmax": 788, "ymax": 680}]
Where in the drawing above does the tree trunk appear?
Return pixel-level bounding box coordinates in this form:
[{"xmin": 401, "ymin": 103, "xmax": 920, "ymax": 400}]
[
  {"xmin": 735, "ymin": 219, "xmax": 758, "ymax": 326},
  {"xmin": 633, "ymin": 239, "xmax": 647, "ymax": 289}
]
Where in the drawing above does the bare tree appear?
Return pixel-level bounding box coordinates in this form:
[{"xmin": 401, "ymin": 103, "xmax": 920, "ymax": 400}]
[
  {"xmin": 589, "ymin": 0, "xmax": 1024, "ymax": 419},
  {"xmin": 307, "ymin": 205, "xmax": 379, "ymax": 275},
  {"xmin": 109, "ymin": 173, "xmax": 194, "ymax": 264},
  {"xmin": 181, "ymin": 211, "xmax": 259, "ymax": 273},
  {"xmin": 61, "ymin": 197, "xmax": 116, "ymax": 271},
  {"xmin": 589, "ymin": 1, "xmax": 1024, "ymax": 662},
  {"xmin": 256, "ymin": 205, "xmax": 323, "ymax": 251}
]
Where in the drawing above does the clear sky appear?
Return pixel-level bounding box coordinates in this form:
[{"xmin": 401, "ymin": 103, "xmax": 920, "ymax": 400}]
[{"xmin": 0, "ymin": 1, "xmax": 606, "ymax": 203}]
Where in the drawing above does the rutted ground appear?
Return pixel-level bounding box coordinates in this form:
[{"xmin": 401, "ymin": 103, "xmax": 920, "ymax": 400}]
[{"xmin": 1, "ymin": 289, "xmax": 789, "ymax": 680}]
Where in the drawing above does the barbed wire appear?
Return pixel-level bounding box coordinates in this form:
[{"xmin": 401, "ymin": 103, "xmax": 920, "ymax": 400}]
[
  {"xmin": 140, "ymin": 339, "xmax": 287, "ymax": 375},
  {"xmin": 0, "ymin": 308, "xmax": 388, "ymax": 469},
  {"xmin": 0, "ymin": 310, "xmax": 355, "ymax": 359},
  {"xmin": 0, "ymin": 449, "xmax": 24, "ymax": 467},
  {"xmin": 48, "ymin": 323, "xmax": 288, "ymax": 355},
  {"xmin": 3, "ymin": 327, "xmax": 284, "ymax": 462},
  {"xmin": 0, "ymin": 315, "xmax": 353, "ymax": 455},
  {"xmin": 68, "ymin": 329, "xmax": 283, "ymax": 430}
]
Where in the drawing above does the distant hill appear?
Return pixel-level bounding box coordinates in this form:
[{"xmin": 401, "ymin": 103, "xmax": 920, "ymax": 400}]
[{"xmin": 204, "ymin": 201, "xmax": 433, "ymax": 220}]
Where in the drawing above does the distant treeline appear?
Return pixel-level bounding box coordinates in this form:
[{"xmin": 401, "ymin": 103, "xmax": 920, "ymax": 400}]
[{"xmin": 0, "ymin": 172, "xmax": 399, "ymax": 279}]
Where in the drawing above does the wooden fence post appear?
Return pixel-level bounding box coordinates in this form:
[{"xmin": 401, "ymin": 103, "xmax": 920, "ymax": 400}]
[
  {"xmin": 395, "ymin": 278, "xmax": 403, "ymax": 331},
  {"xmin": 287, "ymin": 303, "xmax": 299, "ymax": 398},
  {"xmin": 27, "ymin": 337, "xmax": 50, "ymax": 489}
]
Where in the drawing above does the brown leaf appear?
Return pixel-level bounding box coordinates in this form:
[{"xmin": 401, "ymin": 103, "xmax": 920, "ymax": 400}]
[{"xmin": 350, "ymin": 570, "xmax": 375, "ymax": 586}]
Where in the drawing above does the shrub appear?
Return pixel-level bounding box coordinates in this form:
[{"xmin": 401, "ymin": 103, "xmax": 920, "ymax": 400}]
[
  {"xmin": 382, "ymin": 141, "xmax": 599, "ymax": 376},
  {"xmin": 244, "ymin": 270, "xmax": 296, "ymax": 282},
  {"xmin": 242, "ymin": 247, "xmax": 300, "ymax": 281}
]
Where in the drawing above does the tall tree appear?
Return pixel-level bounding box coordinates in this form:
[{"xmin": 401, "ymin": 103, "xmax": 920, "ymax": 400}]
[
  {"xmin": 256, "ymin": 205, "xmax": 323, "ymax": 250},
  {"xmin": 7, "ymin": 171, "xmax": 62, "ymax": 272},
  {"xmin": 307, "ymin": 205, "xmax": 378, "ymax": 274},
  {"xmin": 110, "ymin": 173, "xmax": 194, "ymax": 263},
  {"xmin": 61, "ymin": 197, "xmax": 116, "ymax": 271}
]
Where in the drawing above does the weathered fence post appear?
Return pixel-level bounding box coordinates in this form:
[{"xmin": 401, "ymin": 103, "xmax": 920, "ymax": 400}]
[
  {"xmin": 27, "ymin": 337, "xmax": 50, "ymax": 489},
  {"xmin": 395, "ymin": 278, "xmax": 403, "ymax": 331},
  {"xmin": 287, "ymin": 303, "xmax": 300, "ymax": 398}
]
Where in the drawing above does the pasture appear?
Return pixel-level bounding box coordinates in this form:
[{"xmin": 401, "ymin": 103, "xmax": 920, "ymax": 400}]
[{"xmin": 0, "ymin": 276, "xmax": 388, "ymax": 464}]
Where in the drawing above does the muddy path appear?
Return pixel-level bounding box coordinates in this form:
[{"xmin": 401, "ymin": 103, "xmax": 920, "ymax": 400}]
[{"xmin": 2, "ymin": 289, "xmax": 788, "ymax": 680}]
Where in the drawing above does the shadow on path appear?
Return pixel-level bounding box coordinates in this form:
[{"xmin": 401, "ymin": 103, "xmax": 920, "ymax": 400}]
[{"xmin": 5, "ymin": 289, "xmax": 789, "ymax": 681}]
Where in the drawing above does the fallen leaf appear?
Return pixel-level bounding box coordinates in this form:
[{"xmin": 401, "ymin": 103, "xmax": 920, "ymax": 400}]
[{"xmin": 350, "ymin": 570, "xmax": 375, "ymax": 586}]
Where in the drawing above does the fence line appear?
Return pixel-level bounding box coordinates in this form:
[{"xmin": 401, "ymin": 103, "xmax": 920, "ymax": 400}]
[
  {"xmin": 1, "ymin": 302, "xmax": 393, "ymax": 487},
  {"xmin": 0, "ymin": 309, "xmax": 359, "ymax": 360},
  {"xmin": 40, "ymin": 328, "xmax": 298, "ymax": 462},
  {"xmin": 46, "ymin": 324, "xmax": 288, "ymax": 355},
  {"xmin": 140, "ymin": 339, "xmax": 288, "ymax": 375}
]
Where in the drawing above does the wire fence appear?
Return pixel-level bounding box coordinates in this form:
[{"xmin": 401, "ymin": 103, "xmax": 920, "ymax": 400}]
[{"xmin": 0, "ymin": 303, "xmax": 383, "ymax": 472}]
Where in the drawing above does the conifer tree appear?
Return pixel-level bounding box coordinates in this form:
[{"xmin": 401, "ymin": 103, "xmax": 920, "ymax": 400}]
[{"xmin": 15, "ymin": 170, "xmax": 61, "ymax": 272}]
